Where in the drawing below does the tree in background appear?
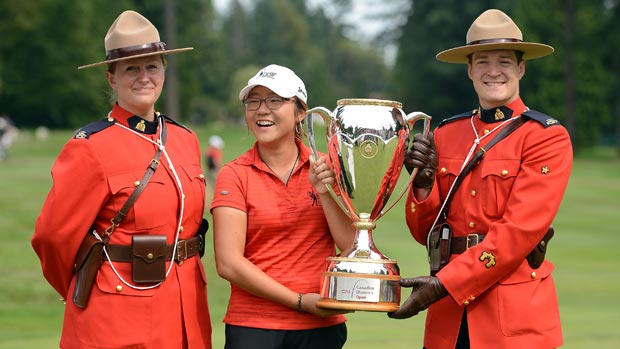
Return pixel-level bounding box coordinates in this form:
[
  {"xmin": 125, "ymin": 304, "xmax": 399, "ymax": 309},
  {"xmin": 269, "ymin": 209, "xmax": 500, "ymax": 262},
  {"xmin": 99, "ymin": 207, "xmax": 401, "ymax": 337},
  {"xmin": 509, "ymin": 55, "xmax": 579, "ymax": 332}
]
[
  {"xmin": 391, "ymin": 0, "xmax": 618, "ymax": 153},
  {"xmin": 0, "ymin": 0, "xmax": 132, "ymax": 128},
  {"xmin": 0, "ymin": 0, "xmax": 617, "ymax": 153}
]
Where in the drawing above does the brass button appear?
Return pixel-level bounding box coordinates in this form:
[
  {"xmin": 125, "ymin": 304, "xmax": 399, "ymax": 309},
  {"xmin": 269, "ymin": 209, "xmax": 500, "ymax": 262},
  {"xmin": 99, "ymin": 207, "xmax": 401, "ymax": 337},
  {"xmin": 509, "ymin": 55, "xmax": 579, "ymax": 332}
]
[
  {"xmin": 179, "ymin": 226, "xmax": 184, "ymax": 232},
  {"xmin": 410, "ymin": 202, "xmax": 416, "ymax": 213},
  {"xmin": 147, "ymin": 253, "xmax": 154, "ymax": 260},
  {"xmin": 178, "ymin": 260, "xmax": 184, "ymax": 266},
  {"xmin": 116, "ymin": 285, "xmax": 123, "ymax": 292},
  {"xmin": 463, "ymin": 300, "xmax": 470, "ymax": 306},
  {"xmin": 134, "ymin": 180, "xmax": 140, "ymax": 186},
  {"xmin": 469, "ymin": 222, "xmax": 475, "ymax": 229},
  {"xmin": 483, "ymin": 129, "xmax": 490, "ymax": 135},
  {"xmin": 531, "ymin": 272, "xmax": 537, "ymax": 279},
  {"xmin": 440, "ymin": 167, "xmax": 447, "ymax": 173},
  {"xmin": 199, "ymin": 174, "xmax": 205, "ymax": 179},
  {"xmin": 469, "ymin": 296, "xmax": 476, "ymax": 301},
  {"xmin": 107, "ymin": 117, "xmax": 115, "ymax": 122},
  {"xmin": 471, "ymin": 190, "xmax": 477, "ymax": 197},
  {"xmin": 540, "ymin": 240, "xmax": 546, "ymax": 247},
  {"xmin": 501, "ymin": 170, "xmax": 508, "ymax": 176}
]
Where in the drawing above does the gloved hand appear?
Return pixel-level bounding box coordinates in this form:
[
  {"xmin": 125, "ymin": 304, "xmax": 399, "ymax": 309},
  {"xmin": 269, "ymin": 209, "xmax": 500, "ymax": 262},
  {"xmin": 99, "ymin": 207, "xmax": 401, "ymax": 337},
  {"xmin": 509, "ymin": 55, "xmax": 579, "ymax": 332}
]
[
  {"xmin": 387, "ymin": 276, "xmax": 448, "ymax": 319},
  {"xmin": 404, "ymin": 132, "xmax": 437, "ymax": 189}
]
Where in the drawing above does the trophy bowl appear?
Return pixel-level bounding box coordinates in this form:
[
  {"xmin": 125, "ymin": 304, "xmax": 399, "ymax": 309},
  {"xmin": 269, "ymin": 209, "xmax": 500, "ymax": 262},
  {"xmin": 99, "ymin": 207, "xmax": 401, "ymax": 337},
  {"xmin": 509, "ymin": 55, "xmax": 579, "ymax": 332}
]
[{"xmin": 307, "ymin": 98, "xmax": 431, "ymax": 312}]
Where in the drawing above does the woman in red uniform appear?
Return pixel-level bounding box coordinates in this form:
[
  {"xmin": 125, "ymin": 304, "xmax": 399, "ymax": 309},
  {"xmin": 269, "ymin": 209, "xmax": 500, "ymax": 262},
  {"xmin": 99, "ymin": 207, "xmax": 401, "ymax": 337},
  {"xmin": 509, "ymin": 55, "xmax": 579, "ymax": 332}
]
[
  {"xmin": 389, "ymin": 9, "xmax": 573, "ymax": 349},
  {"xmin": 32, "ymin": 10, "xmax": 212, "ymax": 348},
  {"xmin": 211, "ymin": 64, "xmax": 355, "ymax": 349}
]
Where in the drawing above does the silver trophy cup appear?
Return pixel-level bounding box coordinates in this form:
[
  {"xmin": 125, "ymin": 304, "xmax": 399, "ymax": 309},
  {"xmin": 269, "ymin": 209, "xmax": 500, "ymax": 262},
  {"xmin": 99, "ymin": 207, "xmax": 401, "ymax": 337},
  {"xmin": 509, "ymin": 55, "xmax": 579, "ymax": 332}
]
[{"xmin": 307, "ymin": 98, "xmax": 431, "ymax": 312}]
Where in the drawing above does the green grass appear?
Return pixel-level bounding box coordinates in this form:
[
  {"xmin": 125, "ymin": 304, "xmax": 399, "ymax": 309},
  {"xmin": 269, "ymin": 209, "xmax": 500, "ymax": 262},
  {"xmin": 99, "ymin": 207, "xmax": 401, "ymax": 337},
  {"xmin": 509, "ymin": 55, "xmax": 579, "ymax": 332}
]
[{"xmin": 1, "ymin": 125, "xmax": 619, "ymax": 348}]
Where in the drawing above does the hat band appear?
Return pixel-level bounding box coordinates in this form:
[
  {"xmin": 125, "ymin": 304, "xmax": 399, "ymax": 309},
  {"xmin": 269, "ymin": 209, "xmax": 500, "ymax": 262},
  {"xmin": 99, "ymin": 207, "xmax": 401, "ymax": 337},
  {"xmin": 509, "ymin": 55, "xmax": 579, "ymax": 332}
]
[
  {"xmin": 106, "ymin": 41, "xmax": 167, "ymax": 60},
  {"xmin": 467, "ymin": 38, "xmax": 523, "ymax": 46}
]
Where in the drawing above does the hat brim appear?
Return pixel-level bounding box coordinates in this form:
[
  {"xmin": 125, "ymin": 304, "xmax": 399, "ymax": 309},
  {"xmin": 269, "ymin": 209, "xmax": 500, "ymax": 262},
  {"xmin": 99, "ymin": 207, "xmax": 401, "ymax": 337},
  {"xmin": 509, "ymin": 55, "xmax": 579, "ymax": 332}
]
[
  {"xmin": 238, "ymin": 83, "xmax": 297, "ymax": 101},
  {"xmin": 77, "ymin": 47, "xmax": 193, "ymax": 70},
  {"xmin": 436, "ymin": 42, "xmax": 553, "ymax": 64}
]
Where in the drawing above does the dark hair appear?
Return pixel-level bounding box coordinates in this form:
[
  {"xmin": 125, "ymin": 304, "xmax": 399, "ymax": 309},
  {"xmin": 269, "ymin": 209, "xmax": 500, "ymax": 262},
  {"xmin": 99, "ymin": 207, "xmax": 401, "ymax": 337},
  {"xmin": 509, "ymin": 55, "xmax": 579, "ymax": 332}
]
[{"xmin": 294, "ymin": 98, "xmax": 307, "ymax": 141}]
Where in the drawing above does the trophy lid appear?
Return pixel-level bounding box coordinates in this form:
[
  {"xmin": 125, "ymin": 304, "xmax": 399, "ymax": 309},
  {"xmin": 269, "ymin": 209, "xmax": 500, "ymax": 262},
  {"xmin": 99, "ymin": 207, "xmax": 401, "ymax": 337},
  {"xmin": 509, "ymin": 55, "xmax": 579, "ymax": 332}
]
[{"xmin": 337, "ymin": 98, "xmax": 402, "ymax": 109}]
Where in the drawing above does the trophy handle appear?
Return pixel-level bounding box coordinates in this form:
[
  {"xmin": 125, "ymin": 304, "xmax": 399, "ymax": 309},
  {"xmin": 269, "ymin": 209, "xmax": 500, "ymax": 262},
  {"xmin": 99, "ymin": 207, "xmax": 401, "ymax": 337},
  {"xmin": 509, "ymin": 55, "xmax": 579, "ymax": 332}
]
[
  {"xmin": 375, "ymin": 111, "xmax": 432, "ymax": 220},
  {"xmin": 306, "ymin": 107, "xmax": 357, "ymax": 220}
]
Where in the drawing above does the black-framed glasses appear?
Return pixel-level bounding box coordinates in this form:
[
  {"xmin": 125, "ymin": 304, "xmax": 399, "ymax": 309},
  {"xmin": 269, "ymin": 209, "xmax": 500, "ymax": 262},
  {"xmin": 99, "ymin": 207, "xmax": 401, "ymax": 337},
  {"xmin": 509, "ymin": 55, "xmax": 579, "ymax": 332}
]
[{"xmin": 243, "ymin": 97, "xmax": 292, "ymax": 111}]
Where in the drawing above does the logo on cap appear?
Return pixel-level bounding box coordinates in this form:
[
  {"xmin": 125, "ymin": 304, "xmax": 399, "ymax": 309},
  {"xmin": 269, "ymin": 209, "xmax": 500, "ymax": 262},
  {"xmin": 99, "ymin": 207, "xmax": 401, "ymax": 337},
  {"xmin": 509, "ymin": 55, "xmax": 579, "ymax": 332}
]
[
  {"xmin": 298, "ymin": 87, "xmax": 307, "ymax": 98},
  {"xmin": 258, "ymin": 70, "xmax": 277, "ymax": 79}
]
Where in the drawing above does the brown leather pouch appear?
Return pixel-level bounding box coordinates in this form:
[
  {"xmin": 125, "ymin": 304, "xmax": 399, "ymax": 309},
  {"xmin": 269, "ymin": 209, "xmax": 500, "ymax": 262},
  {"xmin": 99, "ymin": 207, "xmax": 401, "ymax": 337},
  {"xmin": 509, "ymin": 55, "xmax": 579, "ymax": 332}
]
[
  {"xmin": 526, "ymin": 226, "xmax": 555, "ymax": 269},
  {"xmin": 73, "ymin": 231, "xmax": 104, "ymax": 308},
  {"xmin": 132, "ymin": 235, "xmax": 166, "ymax": 283},
  {"xmin": 428, "ymin": 223, "xmax": 452, "ymax": 276}
]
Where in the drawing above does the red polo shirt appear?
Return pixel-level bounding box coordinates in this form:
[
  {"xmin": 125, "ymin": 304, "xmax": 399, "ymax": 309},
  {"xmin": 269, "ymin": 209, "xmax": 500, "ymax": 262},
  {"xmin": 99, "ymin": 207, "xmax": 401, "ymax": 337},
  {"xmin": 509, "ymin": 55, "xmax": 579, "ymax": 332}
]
[{"xmin": 211, "ymin": 140, "xmax": 346, "ymax": 330}]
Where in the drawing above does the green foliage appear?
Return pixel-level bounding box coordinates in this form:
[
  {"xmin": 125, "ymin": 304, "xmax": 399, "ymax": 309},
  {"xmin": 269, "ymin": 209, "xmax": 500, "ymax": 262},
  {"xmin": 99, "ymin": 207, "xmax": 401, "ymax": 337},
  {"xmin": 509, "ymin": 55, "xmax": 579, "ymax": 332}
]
[
  {"xmin": 0, "ymin": 0, "xmax": 618, "ymax": 151},
  {"xmin": 392, "ymin": 0, "xmax": 618, "ymax": 150}
]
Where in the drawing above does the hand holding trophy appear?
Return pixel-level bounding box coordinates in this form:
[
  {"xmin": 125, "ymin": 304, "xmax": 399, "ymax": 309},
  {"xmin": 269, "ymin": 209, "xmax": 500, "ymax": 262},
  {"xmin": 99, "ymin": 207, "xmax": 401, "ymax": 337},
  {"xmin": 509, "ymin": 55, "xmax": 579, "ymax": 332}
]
[{"xmin": 307, "ymin": 99, "xmax": 431, "ymax": 312}]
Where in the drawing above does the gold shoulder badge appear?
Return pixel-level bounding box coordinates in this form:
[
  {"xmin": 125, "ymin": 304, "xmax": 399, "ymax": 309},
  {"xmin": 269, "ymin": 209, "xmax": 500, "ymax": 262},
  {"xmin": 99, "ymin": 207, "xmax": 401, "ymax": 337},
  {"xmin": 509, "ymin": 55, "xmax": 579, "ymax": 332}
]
[
  {"xmin": 479, "ymin": 251, "xmax": 496, "ymax": 268},
  {"xmin": 74, "ymin": 130, "xmax": 87, "ymax": 139},
  {"xmin": 546, "ymin": 118, "xmax": 559, "ymax": 126}
]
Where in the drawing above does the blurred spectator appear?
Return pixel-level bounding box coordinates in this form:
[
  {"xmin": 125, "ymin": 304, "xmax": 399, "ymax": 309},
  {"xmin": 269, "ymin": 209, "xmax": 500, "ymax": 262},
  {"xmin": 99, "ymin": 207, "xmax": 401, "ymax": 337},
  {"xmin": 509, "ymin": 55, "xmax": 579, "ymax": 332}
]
[
  {"xmin": 0, "ymin": 115, "xmax": 18, "ymax": 161},
  {"xmin": 204, "ymin": 135, "xmax": 224, "ymax": 183}
]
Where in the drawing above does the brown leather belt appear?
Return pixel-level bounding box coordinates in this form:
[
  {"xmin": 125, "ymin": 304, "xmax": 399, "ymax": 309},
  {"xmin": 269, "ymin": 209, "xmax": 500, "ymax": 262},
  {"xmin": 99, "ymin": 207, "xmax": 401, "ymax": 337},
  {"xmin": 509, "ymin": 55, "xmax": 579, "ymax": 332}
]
[
  {"xmin": 103, "ymin": 235, "xmax": 202, "ymax": 263},
  {"xmin": 450, "ymin": 233, "xmax": 486, "ymax": 254}
]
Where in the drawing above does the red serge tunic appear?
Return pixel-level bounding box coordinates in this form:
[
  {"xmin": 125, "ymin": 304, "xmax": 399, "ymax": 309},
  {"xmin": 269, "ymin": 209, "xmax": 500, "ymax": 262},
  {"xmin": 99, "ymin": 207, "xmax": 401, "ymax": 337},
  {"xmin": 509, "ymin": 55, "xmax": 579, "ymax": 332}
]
[
  {"xmin": 32, "ymin": 104, "xmax": 212, "ymax": 349},
  {"xmin": 404, "ymin": 98, "xmax": 572, "ymax": 349},
  {"xmin": 210, "ymin": 140, "xmax": 346, "ymax": 330}
]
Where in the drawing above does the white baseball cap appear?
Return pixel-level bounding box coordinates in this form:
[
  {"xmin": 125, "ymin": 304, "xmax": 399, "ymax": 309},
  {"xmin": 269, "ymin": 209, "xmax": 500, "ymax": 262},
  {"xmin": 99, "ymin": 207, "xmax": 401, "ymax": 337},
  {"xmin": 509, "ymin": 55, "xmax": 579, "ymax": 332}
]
[
  {"xmin": 238, "ymin": 64, "xmax": 307, "ymax": 105},
  {"xmin": 208, "ymin": 135, "xmax": 224, "ymax": 149}
]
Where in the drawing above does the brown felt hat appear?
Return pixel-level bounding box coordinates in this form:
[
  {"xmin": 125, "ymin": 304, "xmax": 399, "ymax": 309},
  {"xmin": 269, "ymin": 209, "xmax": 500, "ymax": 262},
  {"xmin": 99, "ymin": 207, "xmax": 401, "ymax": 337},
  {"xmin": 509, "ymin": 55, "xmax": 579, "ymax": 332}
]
[
  {"xmin": 436, "ymin": 9, "xmax": 554, "ymax": 64},
  {"xmin": 78, "ymin": 10, "xmax": 192, "ymax": 70}
]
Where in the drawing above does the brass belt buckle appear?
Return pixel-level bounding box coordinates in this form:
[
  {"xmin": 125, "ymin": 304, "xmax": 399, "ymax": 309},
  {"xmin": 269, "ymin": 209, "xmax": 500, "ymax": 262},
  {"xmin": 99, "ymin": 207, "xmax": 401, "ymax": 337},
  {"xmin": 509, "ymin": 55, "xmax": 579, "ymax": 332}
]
[
  {"xmin": 176, "ymin": 240, "xmax": 188, "ymax": 264},
  {"xmin": 466, "ymin": 233, "xmax": 480, "ymax": 249}
]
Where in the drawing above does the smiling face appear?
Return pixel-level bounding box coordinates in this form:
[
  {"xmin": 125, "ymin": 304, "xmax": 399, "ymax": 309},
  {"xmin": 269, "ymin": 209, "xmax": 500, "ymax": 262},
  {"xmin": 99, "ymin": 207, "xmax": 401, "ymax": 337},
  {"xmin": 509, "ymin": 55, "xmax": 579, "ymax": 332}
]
[
  {"xmin": 105, "ymin": 55, "xmax": 165, "ymax": 119},
  {"xmin": 468, "ymin": 50, "xmax": 525, "ymax": 109},
  {"xmin": 244, "ymin": 85, "xmax": 302, "ymax": 147}
]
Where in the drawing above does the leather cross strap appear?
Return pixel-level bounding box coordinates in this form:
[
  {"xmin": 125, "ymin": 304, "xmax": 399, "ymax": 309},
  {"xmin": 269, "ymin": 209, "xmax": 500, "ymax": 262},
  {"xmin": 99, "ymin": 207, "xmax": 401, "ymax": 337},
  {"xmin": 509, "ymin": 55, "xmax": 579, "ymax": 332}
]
[
  {"xmin": 440, "ymin": 116, "xmax": 527, "ymax": 220},
  {"xmin": 103, "ymin": 116, "xmax": 168, "ymax": 238}
]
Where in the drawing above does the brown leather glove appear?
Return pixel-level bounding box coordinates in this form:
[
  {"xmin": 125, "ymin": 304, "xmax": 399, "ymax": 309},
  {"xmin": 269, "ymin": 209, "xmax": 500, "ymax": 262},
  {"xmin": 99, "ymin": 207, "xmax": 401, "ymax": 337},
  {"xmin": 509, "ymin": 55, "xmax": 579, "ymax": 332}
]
[
  {"xmin": 387, "ymin": 276, "xmax": 448, "ymax": 319},
  {"xmin": 404, "ymin": 132, "xmax": 437, "ymax": 189}
]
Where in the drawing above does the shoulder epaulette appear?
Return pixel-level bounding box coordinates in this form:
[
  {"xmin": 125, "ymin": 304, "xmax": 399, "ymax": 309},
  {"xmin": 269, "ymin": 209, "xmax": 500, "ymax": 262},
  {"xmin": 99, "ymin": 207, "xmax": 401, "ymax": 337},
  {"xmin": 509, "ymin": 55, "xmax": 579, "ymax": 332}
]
[
  {"xmin": 438, "ymin": 110, "xmax": 476, "ymax": 128},
  {"xmin": 73, "ymin": 118, "xmax": 115, "ymax": 139},
  {"xmin": 522, "ymin": 110, "xmax": 561, "ymax": 128},
  {"xmin": 160, "ymin": 113, "xmax": 191, "ymax": 133}
]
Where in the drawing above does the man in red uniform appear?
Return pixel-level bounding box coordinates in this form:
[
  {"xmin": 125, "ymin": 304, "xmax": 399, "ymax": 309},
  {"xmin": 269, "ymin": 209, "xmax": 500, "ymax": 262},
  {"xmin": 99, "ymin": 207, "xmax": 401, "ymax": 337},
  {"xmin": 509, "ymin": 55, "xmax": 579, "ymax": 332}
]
[{"xmin": 389, "ymin": 9, "xmax": 572, "ymax": 349}]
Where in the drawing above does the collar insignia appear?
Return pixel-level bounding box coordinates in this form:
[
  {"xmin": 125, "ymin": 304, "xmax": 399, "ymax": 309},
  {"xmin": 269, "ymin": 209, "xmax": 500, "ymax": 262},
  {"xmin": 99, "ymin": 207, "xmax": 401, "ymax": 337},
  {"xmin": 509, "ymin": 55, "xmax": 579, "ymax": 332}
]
[
  {"xmin": 495, "ymin": 108, "xmax": 505, "ymax": 120},
  {"xmin": 135, "ymin": 120, "xmax": 146, "ymax": 132}
]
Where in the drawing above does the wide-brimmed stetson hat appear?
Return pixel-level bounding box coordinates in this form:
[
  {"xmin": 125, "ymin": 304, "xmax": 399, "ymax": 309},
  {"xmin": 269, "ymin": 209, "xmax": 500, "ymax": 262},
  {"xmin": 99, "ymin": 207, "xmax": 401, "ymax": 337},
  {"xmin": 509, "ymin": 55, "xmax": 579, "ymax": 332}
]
[
  {"xmin": 78, "ymin": 10, "xmax": 192, "ymax": 70},
  {"xmin": 436, "ymin": 9, "xmax": 554, "ymax": 64}
]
